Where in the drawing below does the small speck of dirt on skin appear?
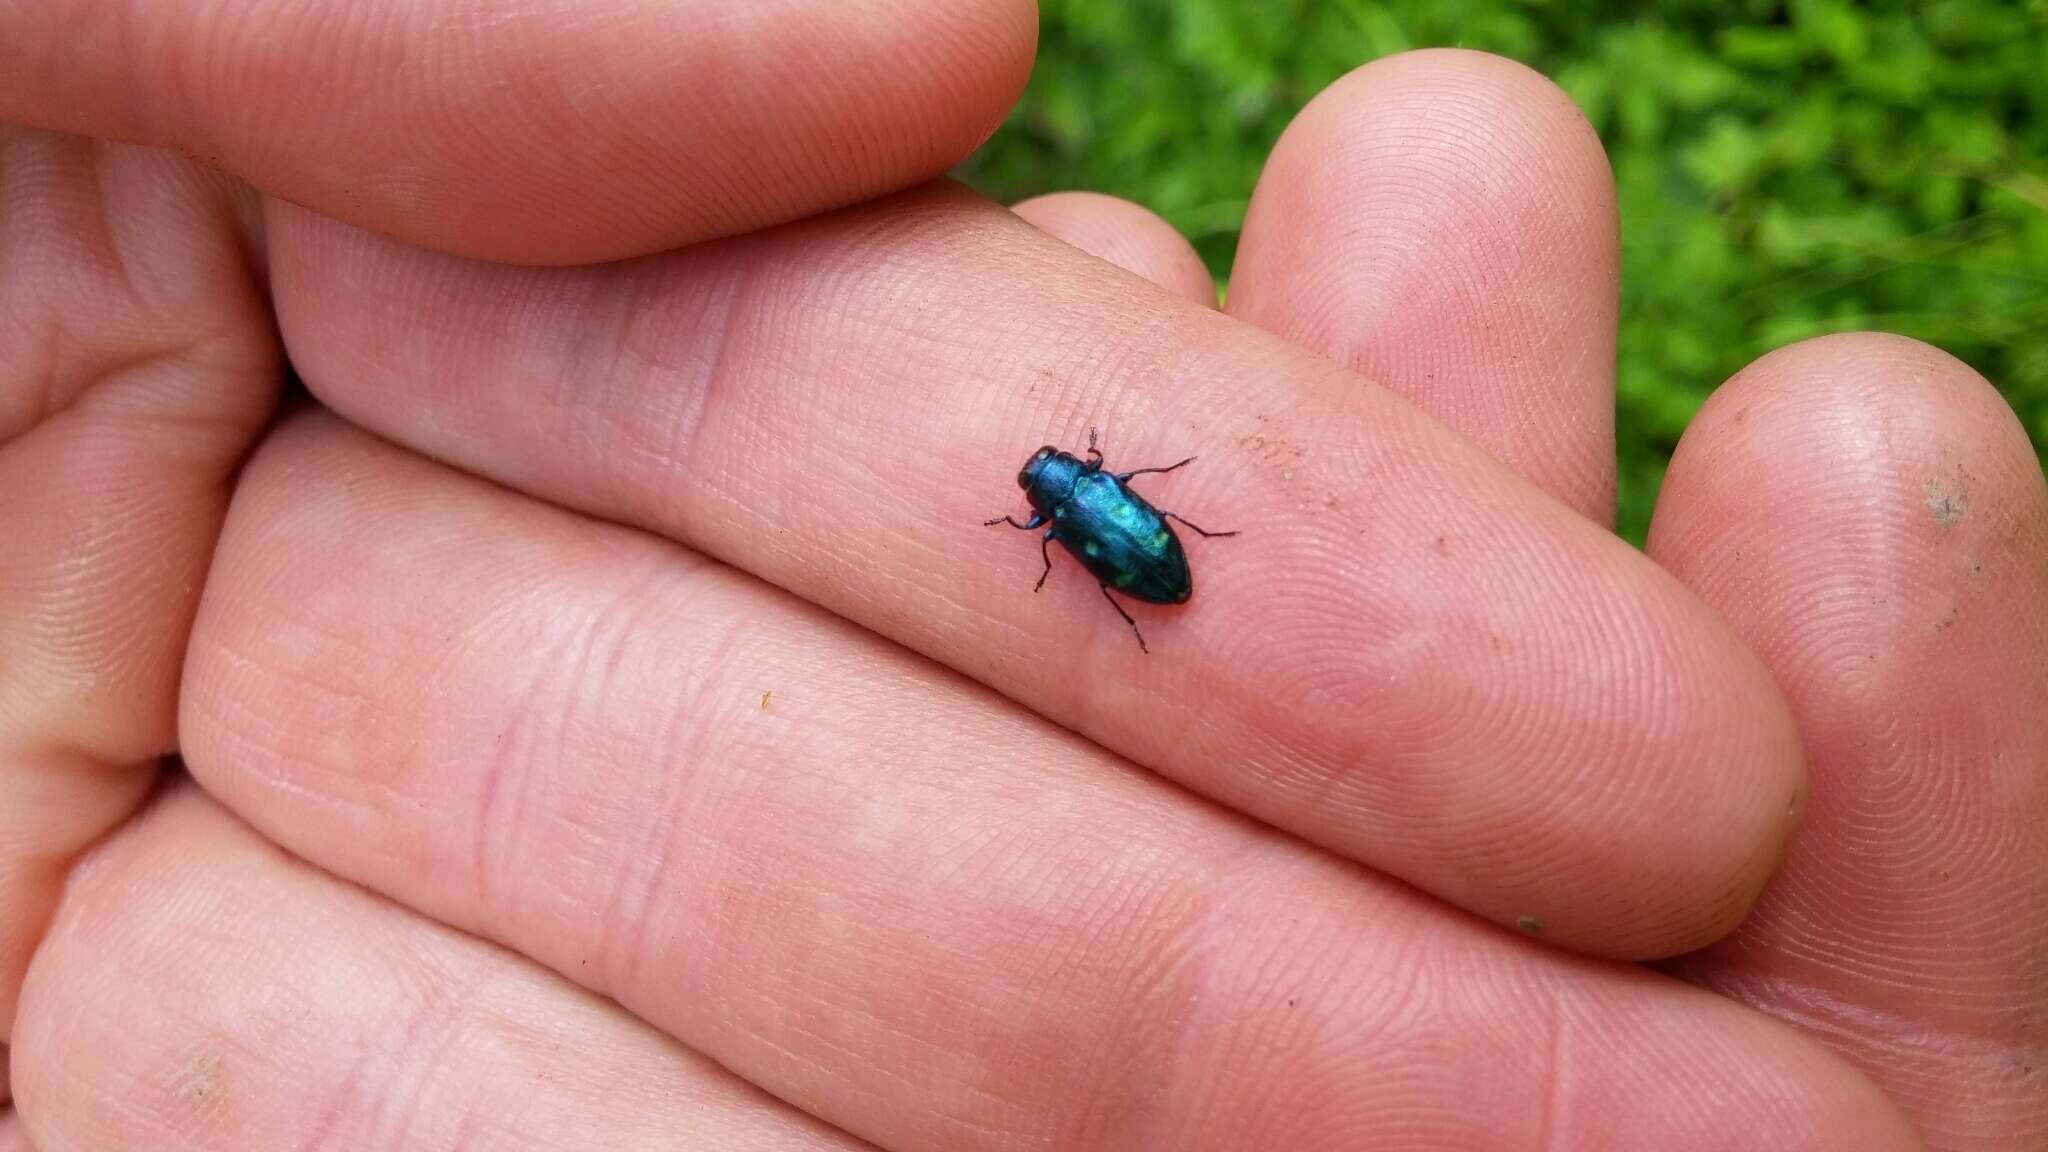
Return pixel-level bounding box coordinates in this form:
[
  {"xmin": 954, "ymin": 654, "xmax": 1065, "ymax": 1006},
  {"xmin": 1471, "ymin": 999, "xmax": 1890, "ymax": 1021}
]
[
  {"xmin": 1925, "ymin": 478, "xmax": 1969, "ymax": 527},
  {"xmin": 166, "ymin": 1048, "xmax": 225, "ymax": 1105},
  {"xmin": 1515, "ymin": 915, "xmax": 1545, "ymax": 935},
  {"xmin": 760, "ymin": 691, "xmax": 773, "ymax": 711}
]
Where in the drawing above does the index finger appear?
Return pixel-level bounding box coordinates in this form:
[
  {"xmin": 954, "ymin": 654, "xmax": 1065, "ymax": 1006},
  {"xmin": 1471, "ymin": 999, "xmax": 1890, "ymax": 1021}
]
[
  {"xmin": 0, "ymin": 0, "xmax": 1035, "ymax": 263},
  {"xmin": 266, "ymin": 184, "xmax": 1804, "ymax": 959}
]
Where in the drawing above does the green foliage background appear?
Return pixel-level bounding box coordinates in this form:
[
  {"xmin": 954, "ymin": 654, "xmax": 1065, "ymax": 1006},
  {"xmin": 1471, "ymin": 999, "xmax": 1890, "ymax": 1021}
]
[{"xmin": 957, "ymin": 1, "xmax": 2048, "ymax": 541}]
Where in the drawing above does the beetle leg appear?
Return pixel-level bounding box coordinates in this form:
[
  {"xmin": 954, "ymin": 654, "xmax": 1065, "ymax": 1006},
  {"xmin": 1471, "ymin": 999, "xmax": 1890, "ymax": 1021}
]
[
  {"xmin": 1098, "ymin": 585, "xmax": 1149, "ymax": 653},
  {"xmin": 1034, "ymin": 529, "xmax": 1055, "ymax": 592},
  {"xmin": 1162, "ymin": 510, "xmax": 1237, "ymax": 538},
  {"xmin": 1117, "ymin": 455, "xmax": 1197, "ymax": 482},
  {"xmin": 984, "ymin": 512, "xmax": 1046, "ymax": 530}
]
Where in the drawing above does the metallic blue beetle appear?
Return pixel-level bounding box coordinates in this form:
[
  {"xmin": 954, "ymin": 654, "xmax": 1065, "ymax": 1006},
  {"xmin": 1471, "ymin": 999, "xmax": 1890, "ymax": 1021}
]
[{"xmin": 985, "ymin": 428, "xmax": 1235, "ymax": 652}]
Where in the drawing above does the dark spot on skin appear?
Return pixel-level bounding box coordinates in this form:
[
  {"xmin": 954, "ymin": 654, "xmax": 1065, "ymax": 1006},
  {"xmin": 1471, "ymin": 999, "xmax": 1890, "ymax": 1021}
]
[
  {"xmin": 1925, "ymin": 477, "xmax": 1969, "ymax": 527},
  {"xmin": 1515, "ymin": 915, "xmax": 1545, "ymax": 935}
]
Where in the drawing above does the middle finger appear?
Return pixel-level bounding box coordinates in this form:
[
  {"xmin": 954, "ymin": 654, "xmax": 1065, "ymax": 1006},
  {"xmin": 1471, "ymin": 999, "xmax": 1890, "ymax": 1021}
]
[{"xmin": 265, "ymin": 183, "xmax": 1796, "ymax": 957}]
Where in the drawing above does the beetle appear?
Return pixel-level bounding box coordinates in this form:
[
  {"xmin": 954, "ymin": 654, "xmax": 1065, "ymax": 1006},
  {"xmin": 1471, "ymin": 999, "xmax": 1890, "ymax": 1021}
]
[{"xmin": 984, "ymin": 428, "xmax": 1235, "ymax": 652}]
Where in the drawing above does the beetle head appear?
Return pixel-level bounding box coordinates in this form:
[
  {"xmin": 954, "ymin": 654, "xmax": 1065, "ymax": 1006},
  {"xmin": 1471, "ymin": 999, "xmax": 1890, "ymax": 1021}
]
[{"xmin": 1017, "ymin": 446, "xmax": 1058, "ymax": 490}]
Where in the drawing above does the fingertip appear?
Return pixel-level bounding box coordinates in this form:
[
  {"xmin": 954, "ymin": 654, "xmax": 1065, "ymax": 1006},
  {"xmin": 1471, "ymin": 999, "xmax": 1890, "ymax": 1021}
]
[
  {"xmin": 1654, "ymin": 330, "xmax": 2048, "ymax": 847},
  {"xmin": 1654, "ymin": 332, "xmax": 2045, "ymax": 576},
  {"xmin": 1013, "ymin": 191, "xmax": 1217, "ymax": 306},
  {"xmin": 1230, "ymin": 47, "xmax": 1619, "ymax": 521},
  {"xmin": 1535, "ymin": 618, "xmax": 1809, "ymax": 960},
  {"xmin": 1652, "ymin": 330, "xmax": 2045, "ymax": 755}
]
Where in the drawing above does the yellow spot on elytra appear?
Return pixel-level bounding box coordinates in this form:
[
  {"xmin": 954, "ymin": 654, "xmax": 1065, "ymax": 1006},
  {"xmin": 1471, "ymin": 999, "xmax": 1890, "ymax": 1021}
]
[
  {"xmin": 1083, "ymin": 540, "xmax": 1101, "ymax": 557},
  {"xmin": 1115, "ymin": 571, "xmax": 1136, "ymax": 588},
  {"xmin": 1153, "ymin": 530, "xmax": 1171, "ymax": 549}
]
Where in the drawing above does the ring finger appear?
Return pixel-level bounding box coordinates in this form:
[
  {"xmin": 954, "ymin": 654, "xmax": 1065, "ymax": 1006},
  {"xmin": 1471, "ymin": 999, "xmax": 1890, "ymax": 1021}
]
[{"xmin": 1227, "ymin": 49, "xmax": 1618, "ymax": 524}]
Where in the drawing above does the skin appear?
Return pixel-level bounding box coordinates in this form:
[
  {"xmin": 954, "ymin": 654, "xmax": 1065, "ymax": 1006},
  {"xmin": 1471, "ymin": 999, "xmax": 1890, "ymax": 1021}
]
[
  {"xmin": 0, "ymin": 12, "xmax": 2040, "ymax": 1152},
  {"xmin": 1651, "ymin": 335, "xmax": 2048, "ymax": 1146},
  {"xmin": 0, "ymin": 0, "xmax": 1038, "ymax": 263},
  {"xmin": 0, "ymin": 0, "xmax": 1034, "ymax": 1041},
  {"xmin": 244, "ymin": 185, "xmax": 1800, "ymax": 959},
  {"xmin": 0, "ymin": 0, "xmax": 1034, "ymax": 1133},
  {"xmin": 1012, "ymin": 192, "xmax": 1219, "ymax": 308}
]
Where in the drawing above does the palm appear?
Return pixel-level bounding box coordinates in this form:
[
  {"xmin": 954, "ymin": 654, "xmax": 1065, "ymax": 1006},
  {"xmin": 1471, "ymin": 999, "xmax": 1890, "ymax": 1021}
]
[
  {"xmin": 0, "ymin": 138, "xmax": 277, "ymax": 1040},
  {"xmin": 2, "ymin": 10, "xmax": 2040, "ymax": 1152}
]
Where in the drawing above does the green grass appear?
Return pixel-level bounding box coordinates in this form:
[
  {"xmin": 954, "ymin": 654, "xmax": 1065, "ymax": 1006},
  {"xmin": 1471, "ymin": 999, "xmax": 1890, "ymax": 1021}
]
[{"xmin": 957, "ymin": 0, "xmax": 2048, "ymax": 541}]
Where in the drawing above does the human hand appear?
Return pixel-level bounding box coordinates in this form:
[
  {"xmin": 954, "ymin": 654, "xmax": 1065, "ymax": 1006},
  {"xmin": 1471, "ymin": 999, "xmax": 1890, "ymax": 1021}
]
[
  {"xmin": 19, "ymin": 38, "xmax": 2031, "ymax": 1147},
  {"xmin": 0, "ymin": 0, "xmax": 1033, "ymax": 1137},
  {"xmin": 8, "ymin": 26, "xmax": 2039, "ymax": 1147}
]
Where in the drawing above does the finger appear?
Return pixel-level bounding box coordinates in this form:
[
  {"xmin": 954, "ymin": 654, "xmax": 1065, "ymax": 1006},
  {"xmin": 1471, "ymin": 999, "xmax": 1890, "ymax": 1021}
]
[
  {"xmin": 181, "ymin": 412, "xmax": 1918, "ymax": 1150},
  {"xmin": 1013, "ymin": 192, "xmax": 1216, "ymax": 306},
  {"xmin": 264, "ymin": 185, "xmax": 1803, "ymax": 958},
  {"xmin": 0, "ymin": 0, "xmax": 1035, "ymax": 264},
  {"xmin": 1229, "ymin": 49, "xmax": 1618, "ymax": 524},
  {"xmin": 1649, "ymin": 334, "xmax": 2048, "ymax": 1147},
  {"xmin": 12, "ymin": 783, "xmax": 871, "ymax": 1152},
  {"xmin": 0, "ymin": 1115, "xmax": 27, "ymax": 1152},
  {"xmin": 0, "ymin": 131, "xmax": 278, "ymax": 1034}
]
